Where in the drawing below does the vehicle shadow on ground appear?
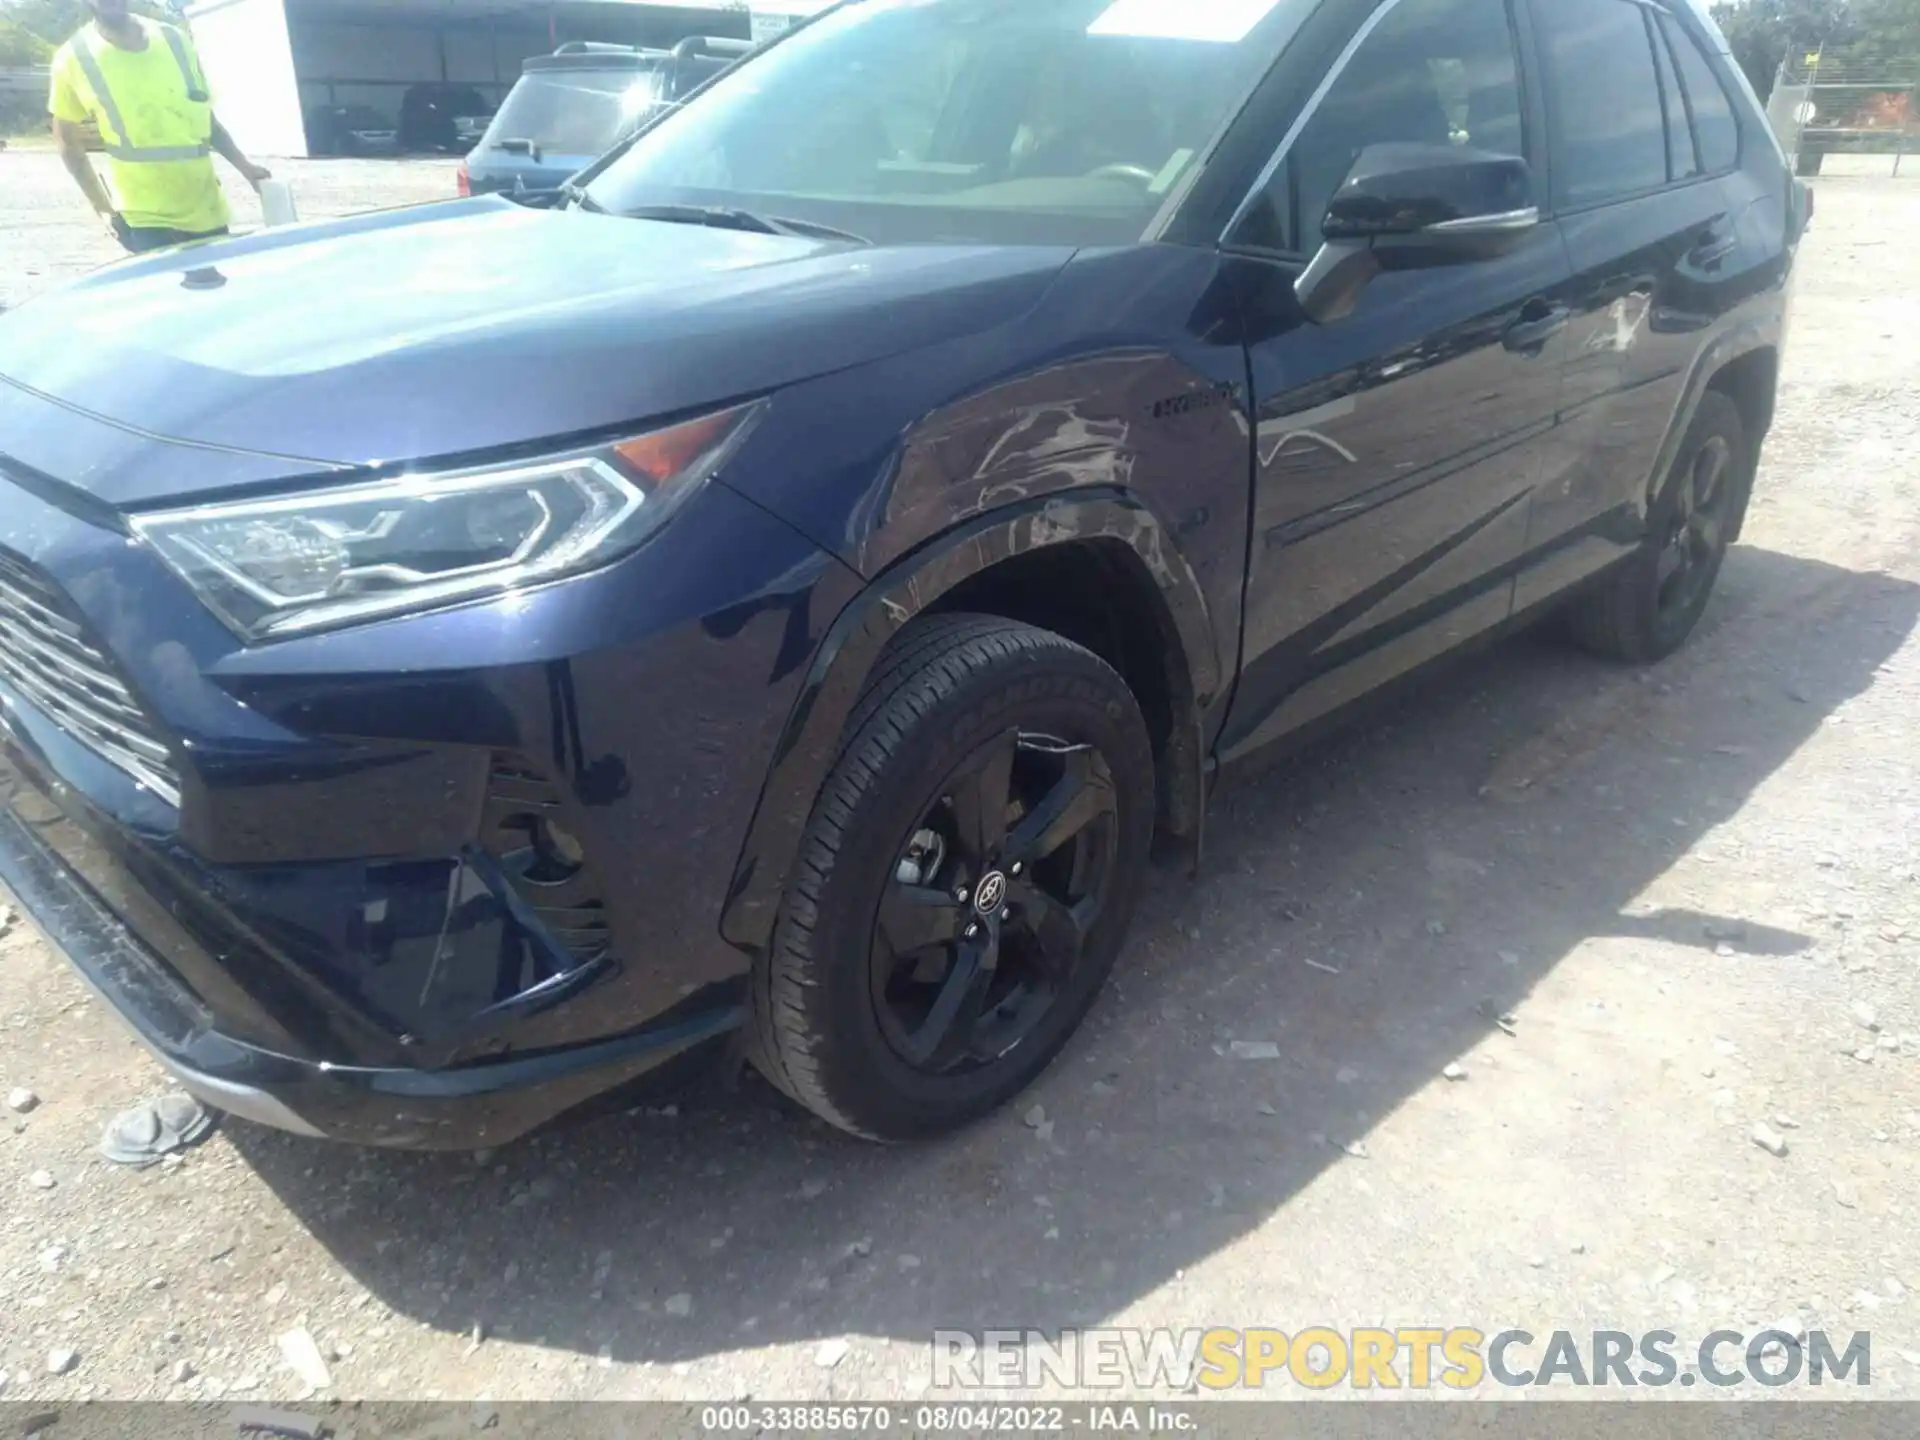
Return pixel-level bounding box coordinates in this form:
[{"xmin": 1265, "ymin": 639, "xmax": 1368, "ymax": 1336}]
[{"xmin": 231, "ymin": 542, "xmax": 1918, "ymax": 1376}]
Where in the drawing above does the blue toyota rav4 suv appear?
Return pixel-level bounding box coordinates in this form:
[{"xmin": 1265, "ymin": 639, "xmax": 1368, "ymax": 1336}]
[{"xmin": 0, "ymin": 0, "xmax": 1803, "ymax": 1149}]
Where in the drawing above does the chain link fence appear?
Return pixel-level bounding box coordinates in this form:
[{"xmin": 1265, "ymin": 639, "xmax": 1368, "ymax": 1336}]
[{"xmin": 1765, "ymin": 48, "xmax": 1917, "ymax": 177}]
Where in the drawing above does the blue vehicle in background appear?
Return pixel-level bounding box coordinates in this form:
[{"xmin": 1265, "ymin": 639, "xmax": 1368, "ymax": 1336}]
[{"xmin": 459, "ymin": 38, "xmax": 750, "ymax": 198}]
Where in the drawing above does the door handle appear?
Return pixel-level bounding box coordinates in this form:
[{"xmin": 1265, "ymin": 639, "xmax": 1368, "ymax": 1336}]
[{"xmin": 1503, "ymin": 301, "xmax": 1569, "ymax": 356}]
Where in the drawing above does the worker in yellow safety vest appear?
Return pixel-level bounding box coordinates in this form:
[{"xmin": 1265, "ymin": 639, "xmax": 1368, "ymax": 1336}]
[{"xmin": 49, "ymin": 0, "xmax": 272, "ymax": 254}]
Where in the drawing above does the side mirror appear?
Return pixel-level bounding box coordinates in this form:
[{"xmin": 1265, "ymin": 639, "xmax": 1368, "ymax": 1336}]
[{"xmin": 1295, "ymin": 142, "xmax": 1537, "ymax": 324}]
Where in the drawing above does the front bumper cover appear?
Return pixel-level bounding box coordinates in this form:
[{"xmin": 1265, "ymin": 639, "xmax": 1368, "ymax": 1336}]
[{"xmin": 0, "ymin": 791, "xmax": 742, "ymax": 1149}]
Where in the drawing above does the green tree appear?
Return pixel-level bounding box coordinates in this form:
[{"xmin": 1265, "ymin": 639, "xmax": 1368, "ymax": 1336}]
[
  {"xmin": 0, "ymin": 0, "xmax": 172, "ymax": 47},
  {"xmin": 0, "ymin": 1, "xmax": 90, "ymax": 46},
  {"xmin": 1852, "ymin": 0, "xmax": 1920, "ymax": 60},
  {"xmin": 0, "ymin": 16, "xmax": 54, "ymax": 65},
  {"xmin": 1711, "ymin": 0, "xmax": 1857, "ymax": 97}
]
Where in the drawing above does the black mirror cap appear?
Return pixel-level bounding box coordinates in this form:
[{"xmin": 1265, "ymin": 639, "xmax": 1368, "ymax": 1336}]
[{"xmin": 1322, "ymin": 142, "xmax": 1533, "ymax": 243}]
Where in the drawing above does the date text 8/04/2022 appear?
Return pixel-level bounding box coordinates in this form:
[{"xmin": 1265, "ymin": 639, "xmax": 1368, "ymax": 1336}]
[{"xmin": 697, "ymin": 1406, "xmax": 1194, "ymax": 1433}]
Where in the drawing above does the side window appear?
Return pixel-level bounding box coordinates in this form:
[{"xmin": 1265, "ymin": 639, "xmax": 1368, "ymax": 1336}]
[
  {"xmin": 1648, "ymin": 11, "xmax": 1700, "ymax": 181},
  {"xmin": 1232, "ymin": 0, "xmax": 1524, "ymax": 255},
  {"xmin": 874, "ymin": 43, "xmax": 960, "ymax": 162},
  {"xmin": 1532, "ymin": 0, "xmax": 1667, "ymax": 208},
  {"xmin": 1659, "ymin": 11, "xmax": 1740, "ymax": 172}
]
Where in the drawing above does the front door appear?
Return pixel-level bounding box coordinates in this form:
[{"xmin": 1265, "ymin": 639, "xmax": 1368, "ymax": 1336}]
[{"xmin": 1218, "ymin": 0, "xmax": 1571, "ymax": 763}]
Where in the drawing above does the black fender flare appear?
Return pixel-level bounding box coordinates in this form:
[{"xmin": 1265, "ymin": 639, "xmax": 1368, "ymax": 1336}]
[
  {"xmin": 720, "ymin": 487, "xmax": 1220, "ymax": 953},
  {"xmin": 1643, "ymin": 313, "xmax": 1782, "ymax": 540}
]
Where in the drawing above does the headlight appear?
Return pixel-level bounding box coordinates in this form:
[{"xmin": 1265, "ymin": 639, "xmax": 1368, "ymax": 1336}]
[{"xmin": 131, "ymin": 401, "xmax": 764, "ymax": 641}]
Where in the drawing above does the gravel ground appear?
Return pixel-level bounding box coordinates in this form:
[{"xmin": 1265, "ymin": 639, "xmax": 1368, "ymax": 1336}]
[
  {"xmin": 1, "ymin": 166, "xmax": 1918, "ymax": 1410},
  {"xmin": 0, "ymin": 153, "xmax": 459, "ymax": 311}
]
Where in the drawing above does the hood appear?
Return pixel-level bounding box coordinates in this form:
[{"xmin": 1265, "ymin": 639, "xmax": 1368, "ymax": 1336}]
[{"xmin": 0, "ymin": 198, "xmax": 1072, "ymax": 508}]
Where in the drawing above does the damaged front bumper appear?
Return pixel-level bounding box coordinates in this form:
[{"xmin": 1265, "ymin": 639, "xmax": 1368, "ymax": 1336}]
[{"xmin": 0, "ymin": 752, "xmax": 742, "ymax": 1148}]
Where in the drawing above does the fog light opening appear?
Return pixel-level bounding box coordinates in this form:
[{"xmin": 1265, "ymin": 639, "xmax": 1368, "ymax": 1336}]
[{"xmin": 507, "ymin": 814, "xmax": 587, "ymax": 885}]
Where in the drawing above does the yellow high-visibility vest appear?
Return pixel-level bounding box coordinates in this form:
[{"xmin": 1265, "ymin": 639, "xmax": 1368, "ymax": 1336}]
[
  {"xmin": 49, "ymin": 20, "xmax": 229, "ymax": 234},
  {"xmin": 71, "ymin": 23, "xmax": 212, "ymax": 163}
]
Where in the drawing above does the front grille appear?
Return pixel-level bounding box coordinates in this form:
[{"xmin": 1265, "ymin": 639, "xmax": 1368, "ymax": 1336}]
[{"xmin": 0, "ymin": 551, "xmax": 180, "ymax": 806}]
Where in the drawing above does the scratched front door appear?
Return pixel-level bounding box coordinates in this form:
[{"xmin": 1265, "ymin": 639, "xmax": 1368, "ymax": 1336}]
[{"xmin": 1213, "ymin": 0, "xmax": 1573, "ymax": 763}]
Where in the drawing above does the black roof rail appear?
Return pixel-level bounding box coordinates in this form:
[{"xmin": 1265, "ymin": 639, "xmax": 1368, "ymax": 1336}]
[
  {"xmin": 670, "ymin": 35, "xmax": 754, "ymax": 60},
  {"xmin": 524, "ymin": 44, "xmax": 670, "ymax": 74}
]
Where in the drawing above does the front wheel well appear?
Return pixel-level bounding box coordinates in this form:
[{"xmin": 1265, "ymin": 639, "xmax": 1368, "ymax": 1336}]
[
  {"xmin": 1704, "ymin": 346, "xmax": 1777, "ymax": 542},
  {"xmin": 924, "ymin": 541, "xmax": 1199, "ymax": 838}
]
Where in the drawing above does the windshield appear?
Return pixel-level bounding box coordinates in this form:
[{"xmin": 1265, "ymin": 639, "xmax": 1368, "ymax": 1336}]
[
  {"xmin": 585, "ymin": 0, "xmax": 1298, "ymax": 246},
  {"xmin": 484, "ymin": 69, "xmax": 664, "ymax": 159}
]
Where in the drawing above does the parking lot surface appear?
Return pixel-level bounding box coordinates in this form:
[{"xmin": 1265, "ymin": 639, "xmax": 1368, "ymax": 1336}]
[{"xmin": 0, "ymin": 153, "xmax": 459, "ymax": 312}]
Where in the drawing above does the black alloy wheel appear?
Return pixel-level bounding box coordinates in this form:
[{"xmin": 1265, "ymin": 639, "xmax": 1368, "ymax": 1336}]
[
  {"xmin": 870, "ymin": 728, "xmax": 1117, "ymax": 1075},
  {"xmin": 749, "ymin": 613, "xmax": 1155, "ymax": 1141},
  {"xmin": 1652, "ymin": 432, "xmax": 1734, "ymax": 628},
  {"xmin": 1565, "ymin": 390, "xmax": 1748, "ymax": 663}
]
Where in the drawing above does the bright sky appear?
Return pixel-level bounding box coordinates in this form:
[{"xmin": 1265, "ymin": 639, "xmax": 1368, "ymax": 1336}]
[{"xmin": 1089, "ymin": 0, "xmax": 1284, "ymax": 43}]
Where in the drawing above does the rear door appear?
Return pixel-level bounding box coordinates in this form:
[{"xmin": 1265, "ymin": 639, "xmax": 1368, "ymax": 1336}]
[
  {"xmin": 1217, "ymin": 0, "xmax": 1572, "ymax": 763},
  {"xmin": 1514, "ymin": 0, "xmax": 1750, "ymax": 608}
]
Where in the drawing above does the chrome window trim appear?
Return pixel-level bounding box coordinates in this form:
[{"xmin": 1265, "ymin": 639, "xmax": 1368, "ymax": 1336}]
[{"xmin": 1424, "ymin": 204, "xmax": 1539, "ymax": 232}]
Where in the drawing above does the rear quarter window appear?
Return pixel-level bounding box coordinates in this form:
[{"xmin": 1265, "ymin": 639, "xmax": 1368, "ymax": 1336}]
[{"xmin": 1659, "ymin": 11, "xmax": 1740, "ymax": 172}]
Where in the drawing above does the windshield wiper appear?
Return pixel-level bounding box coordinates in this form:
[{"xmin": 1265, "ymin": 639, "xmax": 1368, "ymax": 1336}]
[
  {"xmin": 495, "ymin": 137, "xmax": 545, "ymax": 162},
  {"xmin": 622, "ymin": 203, "xmax": 869, "ymax": 246},
  {"xmin": 560, "ymin": 180, "xmax": 605, "ymax": 213}
]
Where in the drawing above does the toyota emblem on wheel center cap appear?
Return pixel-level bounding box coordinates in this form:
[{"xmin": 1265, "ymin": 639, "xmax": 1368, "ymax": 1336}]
[{"xmin": 973, "ymin": 870, "xmax": 1008, "ymax": 916}]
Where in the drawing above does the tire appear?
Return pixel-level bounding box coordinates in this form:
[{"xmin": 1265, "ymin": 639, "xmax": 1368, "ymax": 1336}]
[
  {"xmin": 748, "ymin": 613, "xmax": 1156, "ymax": 1141},
  {"xmin": 1565, "ymin": 390, "xmax": 1747, "ymax": 663}
]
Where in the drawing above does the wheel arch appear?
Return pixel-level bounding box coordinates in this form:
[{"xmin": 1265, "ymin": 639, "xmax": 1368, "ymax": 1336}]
[
  {"xmin": 720, "ymin": 488, "xmax": 1220, "ymax": 955},
  {"xmin": 1646, "ymin": 318, "xmax": 1781, "ymax": 542},
  {"xmin": 1703, "ymin": 345, "xmax": 1779, "ymax": 543}
]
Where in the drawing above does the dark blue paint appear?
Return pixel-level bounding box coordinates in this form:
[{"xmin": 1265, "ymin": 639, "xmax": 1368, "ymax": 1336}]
[
  {"xmin": 0, "ymin": 199, "xmax": 1071, "ymax": 494},
  {"xmin": 0, "ymin": 0, "xmax": 1793, "ymax": 1148}
]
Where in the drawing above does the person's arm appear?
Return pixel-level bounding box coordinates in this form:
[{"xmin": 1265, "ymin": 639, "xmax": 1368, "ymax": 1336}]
[
  {"xmin": 210, "ymin": 117, "xmax": 271, "ymax": 189},
  {"xmin": 52, "ymin": 117, "xmax": 117, "ymax": 219},
  {"xmin": 48, "ymin": 55, "xmax": 117, "ymax": 228}
]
